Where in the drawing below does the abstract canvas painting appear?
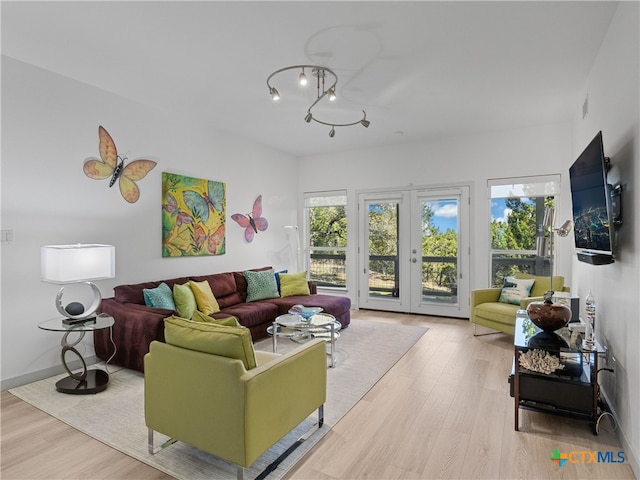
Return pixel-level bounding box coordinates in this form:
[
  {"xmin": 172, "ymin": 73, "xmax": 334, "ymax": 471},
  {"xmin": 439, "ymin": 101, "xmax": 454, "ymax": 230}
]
[{"xmin": 162, "ymin": 172, "xmax": 226, "ymax": 257}]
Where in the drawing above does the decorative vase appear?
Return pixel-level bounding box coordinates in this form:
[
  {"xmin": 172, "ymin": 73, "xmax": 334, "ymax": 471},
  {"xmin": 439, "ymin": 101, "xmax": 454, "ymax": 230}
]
[{"xmin": 526, "ymin": 291, "xmax": 571, "ymax": 332}]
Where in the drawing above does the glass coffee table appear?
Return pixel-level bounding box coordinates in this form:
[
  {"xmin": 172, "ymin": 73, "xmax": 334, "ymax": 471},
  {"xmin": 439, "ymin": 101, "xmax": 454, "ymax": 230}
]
[{"xmin": 270, "ymin": 312, "xmax": 340, "ymax": 367}]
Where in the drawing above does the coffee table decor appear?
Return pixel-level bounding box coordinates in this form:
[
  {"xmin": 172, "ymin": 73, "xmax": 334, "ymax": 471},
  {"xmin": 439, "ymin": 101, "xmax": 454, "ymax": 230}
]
[{"xmin": 288, "ymin": 304, "xmax": 323, "ymax": 322}]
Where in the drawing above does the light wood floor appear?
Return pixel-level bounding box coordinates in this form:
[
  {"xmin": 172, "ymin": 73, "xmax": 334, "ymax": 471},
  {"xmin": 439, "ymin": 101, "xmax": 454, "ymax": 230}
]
[{"xmin": 1, "ymin": 311, "xmax": 635, "ymax": 479}]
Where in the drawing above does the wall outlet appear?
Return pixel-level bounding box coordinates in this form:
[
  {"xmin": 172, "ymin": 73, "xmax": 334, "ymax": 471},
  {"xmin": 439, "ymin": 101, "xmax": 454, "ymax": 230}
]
[
  {"xmin": 609, "ymin": 355, "xmax": 617, "ymax": 394},
  {"xmin": 610, "ymin": 355, "xmax": 617, "ymax": 373},
  {"xmin": 0, "ymin": 230, "xmax": 14, "ymax": 245}
]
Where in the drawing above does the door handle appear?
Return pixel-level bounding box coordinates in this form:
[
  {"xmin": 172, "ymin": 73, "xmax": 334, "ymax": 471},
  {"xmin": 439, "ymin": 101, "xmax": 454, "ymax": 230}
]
[{"xmin": 411, "ymin": 258, "xmax": 417, "ymax": 263}]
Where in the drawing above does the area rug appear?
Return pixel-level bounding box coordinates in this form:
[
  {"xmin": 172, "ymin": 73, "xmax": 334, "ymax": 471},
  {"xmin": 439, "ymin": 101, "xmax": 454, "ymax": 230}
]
[{"xmin": 9, "ymin": 318, "xmax": 427, "ymax": 480}]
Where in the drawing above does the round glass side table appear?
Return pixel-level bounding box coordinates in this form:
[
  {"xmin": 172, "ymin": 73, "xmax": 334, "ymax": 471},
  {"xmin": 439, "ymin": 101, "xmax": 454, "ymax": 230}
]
[{"xmin": 38, "ymin": 314, "xmax": 116, "ymax": 394}]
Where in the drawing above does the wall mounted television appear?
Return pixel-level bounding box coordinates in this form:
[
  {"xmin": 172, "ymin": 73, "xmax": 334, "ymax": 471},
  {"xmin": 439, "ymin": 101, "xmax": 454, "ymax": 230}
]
[{"xmin": 568, "ymin": 131, "xmax": 621, "ymax": 265}]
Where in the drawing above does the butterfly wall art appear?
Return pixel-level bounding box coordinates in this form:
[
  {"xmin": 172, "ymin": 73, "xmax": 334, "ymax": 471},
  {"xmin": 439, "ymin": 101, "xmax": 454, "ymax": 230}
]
[
  {"xmin": 83, "ymin": 126, "xmax": 157, "ymax": 203},
  {"xmin": 162, "ymin": 172, "xmax": 226, "ymax": 257},
  {"xmin": 231, "ymin": 195, "xmax": 268, "ymax": 243}
]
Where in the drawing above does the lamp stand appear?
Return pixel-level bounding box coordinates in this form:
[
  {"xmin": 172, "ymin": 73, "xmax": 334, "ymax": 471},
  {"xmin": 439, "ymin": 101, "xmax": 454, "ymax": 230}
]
[{"xmin": 55, "ymin": 282, "xmax": 102, "ymax": 324}]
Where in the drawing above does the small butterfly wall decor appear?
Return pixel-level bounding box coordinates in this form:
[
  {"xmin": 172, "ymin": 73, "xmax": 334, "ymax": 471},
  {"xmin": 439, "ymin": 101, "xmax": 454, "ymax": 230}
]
[
  {"xmin": 83, "ymin": 126, "xmax": 157, "ymax": 203},
  {"xmin": 231, "ymin": 195, "xmax": 268, "ymax": 243}
]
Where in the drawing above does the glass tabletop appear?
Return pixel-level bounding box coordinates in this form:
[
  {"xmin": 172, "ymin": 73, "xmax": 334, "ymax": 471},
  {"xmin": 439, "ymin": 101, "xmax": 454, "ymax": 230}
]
[
  {"xmin": 275, "ymin": 312, "xmax": 337, "ymax": 329},
  {"xmin": 514, "ymin": 317, "xmax": 602, "ymax": 353},
  {"xmin": 38, "ymin": 314, "xmax": 114, "ymax": 332}
]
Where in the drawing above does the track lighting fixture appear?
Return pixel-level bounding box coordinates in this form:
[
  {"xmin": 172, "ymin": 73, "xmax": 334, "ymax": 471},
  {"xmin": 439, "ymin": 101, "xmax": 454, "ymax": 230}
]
[{"xmin": 266, "ymin": 64, "xmax": 370, "ymax": 137}]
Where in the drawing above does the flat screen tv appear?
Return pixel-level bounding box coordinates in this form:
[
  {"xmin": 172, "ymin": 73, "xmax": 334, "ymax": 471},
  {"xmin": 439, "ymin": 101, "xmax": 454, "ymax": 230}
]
[{"xmin": 568, "ymin": 131, "xmax": 616, "ymax": 265}]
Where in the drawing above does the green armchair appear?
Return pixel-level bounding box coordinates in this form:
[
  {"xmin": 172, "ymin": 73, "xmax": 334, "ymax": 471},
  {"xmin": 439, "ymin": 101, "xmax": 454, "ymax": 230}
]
[
  {"xmin": 470, "ymin": 273, "xmax": 568, "ymax": 335},
  {"xmin": 144, "ymin": 317, "xmax": 327, "ymax": 479}
]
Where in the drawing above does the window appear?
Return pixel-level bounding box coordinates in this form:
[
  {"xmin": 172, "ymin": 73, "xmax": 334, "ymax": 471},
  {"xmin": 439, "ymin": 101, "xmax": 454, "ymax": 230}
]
[
  {"xmin": 304, "ymin": 191, "xmax": 347, "ymax": 289},
  {"xmin": 489, "ymin": 175, "xmax": 560, "ymax": 286}
]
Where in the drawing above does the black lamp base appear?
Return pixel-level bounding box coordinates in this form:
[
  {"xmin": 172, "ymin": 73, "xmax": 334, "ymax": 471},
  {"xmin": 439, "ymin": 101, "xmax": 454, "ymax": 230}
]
[{"xmin": 62, "ymin": 316, "xmax": 96, "ymax": 325}]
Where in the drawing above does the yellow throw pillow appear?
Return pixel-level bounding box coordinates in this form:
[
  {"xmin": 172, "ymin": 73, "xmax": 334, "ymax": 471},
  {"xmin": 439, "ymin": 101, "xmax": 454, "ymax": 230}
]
[
  {"xmin": 192, "ymin": 310, "xmax": 239, "ymax": 327},
  {"xmin": 173, "ymin": 283, "xmax": 197, "ymax": 319},
  {"xmin": 279, "ymin": 271, "xmax": 311, "ymax": 297},
  {"xmin": 189, "ymin": 280, "xmax": 220, "ymax": 315},
  {"xmin": 164, "ymin": 316, "xmax": 256, "ymax": 370}
]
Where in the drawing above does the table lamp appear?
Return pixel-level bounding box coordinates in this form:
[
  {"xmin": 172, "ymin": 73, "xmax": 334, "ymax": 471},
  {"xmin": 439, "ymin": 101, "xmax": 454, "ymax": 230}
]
[{"xmin": 41, "ymin": 244, "xmax": 115, "ymax": 324}]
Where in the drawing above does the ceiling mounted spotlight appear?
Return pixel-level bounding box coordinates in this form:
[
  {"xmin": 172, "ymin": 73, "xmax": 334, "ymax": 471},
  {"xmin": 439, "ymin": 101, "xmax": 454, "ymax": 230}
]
[
  {"xmin": 266, "ymin": 64, "xmax": 370, "ymax": 137},
  {"xmin": 299, "ymin": 68, "xmax": 308, "ymax": 86}
]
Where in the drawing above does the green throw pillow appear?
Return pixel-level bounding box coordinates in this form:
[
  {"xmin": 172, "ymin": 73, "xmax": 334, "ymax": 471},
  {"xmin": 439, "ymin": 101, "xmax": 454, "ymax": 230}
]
[
  {"xmin": 279, "ymin": 271, "xmax": 310, "ymax": 297},
  {"xmin": 498, "ymin": 276, "xmax": 535, "ymax": 305},
  {"xmin": 192, "ymin": 310, "xmax": 239, "ymax": 327},
  {"xmin": 243, "ymin": 269, "xmax": 279, "ymax": 302},
  {"xmin": 143, "ymin": 282, "xmax": 176, "ymax": 310},
  {"xmin": 173, "ymin": 283, "xmax": 197, "ymax": 319},
  {"xmin": 164, "ymin": 316, "xmax": 256, "ymax": 370}
]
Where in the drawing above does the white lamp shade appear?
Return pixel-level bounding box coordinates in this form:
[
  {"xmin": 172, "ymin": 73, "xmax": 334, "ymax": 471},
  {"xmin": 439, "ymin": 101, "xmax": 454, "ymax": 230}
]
[{"xmin": 41, "ymin": 244, "xmax": 115, "ymax": 284}]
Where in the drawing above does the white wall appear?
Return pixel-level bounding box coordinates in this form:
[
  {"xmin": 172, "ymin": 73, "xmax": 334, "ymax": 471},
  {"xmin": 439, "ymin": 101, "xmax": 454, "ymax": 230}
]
[
  {"xmin": 0, "ymin": 57, "xmax": 299, "ymax": 388},
  {"xmin": 570, "ymin": 2, "xmax": 639, "ymax": 474},
  {"xmin": 298, "ymin": 123, "xmax": 574, "ymax": 302}
]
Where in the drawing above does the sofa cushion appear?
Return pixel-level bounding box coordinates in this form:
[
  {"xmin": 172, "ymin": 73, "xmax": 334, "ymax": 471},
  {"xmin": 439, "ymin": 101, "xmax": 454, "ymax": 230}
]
[
  {"xmin": 264, "ymin": 294, "xmax": 351, "ymax": 318},
  {"xmin": 218, "ymin": 301, "xmax": 279, "ymax": 329},
  {"xmin": 143, "ymin": 282, "xmax": 176, "ymax": 310},
  {"xmin": 189, "ymin": 280, "xmax": 221, "ymax": 315},
  {"xmin": 164, "ymin": 316, "xmax": 256, "ymax": 370},
  {"xmin": 244, "ymin": 269, "xmax": 279, "ymax": 302},
  {"xmin": 190, "ymin": 272, "xmax": 242, "ymax": 309},
  {"xmin": 498, "ymin": 276, "xmax": 535, "ymax": 305},
  {"xmin": 474, "ymin": 302, "xmax": 519, "ymax": 326},
  {"xmin": 279, "ymin": 271, "xmax": 311, "ymax": 297},
  {"xmin": 173, "ymin": 283, "xmax": 197, "ymax": 319}
]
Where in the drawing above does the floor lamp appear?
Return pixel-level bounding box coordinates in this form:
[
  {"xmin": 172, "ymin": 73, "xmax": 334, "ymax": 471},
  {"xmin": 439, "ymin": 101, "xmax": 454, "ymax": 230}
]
[{"xmin": 282, "ymin": 225, "xmax": 301, "ymax": 272}]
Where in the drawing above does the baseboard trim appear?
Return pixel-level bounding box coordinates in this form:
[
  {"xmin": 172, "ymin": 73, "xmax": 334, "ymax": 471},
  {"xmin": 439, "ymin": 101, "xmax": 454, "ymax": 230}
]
[
  {"xmin": 601, "ymin": 388, "xmax": 639, "ymax": 478},
  {"xmin": 1, "ymin": 355, "xmax": 97, "ymax": 391}
]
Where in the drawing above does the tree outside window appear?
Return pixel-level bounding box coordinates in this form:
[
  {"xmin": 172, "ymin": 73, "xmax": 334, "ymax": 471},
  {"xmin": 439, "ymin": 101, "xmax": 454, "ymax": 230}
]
[
  {"xmin": 490, "ymin": 176, "xmax": 560, "ymax": 287},
  {"xmin": 305, "ymin": 192, "xmax": 347, "ymax": 289}
]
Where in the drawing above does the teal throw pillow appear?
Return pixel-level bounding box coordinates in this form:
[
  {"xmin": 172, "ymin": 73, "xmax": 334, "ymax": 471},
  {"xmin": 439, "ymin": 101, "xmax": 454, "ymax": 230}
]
[
  {"xmin": 143, "ymin": 282, "xmax": 176, "ymax": 310},
  {"xmin": 244, "ymin": 269, "xmax": 279, "ymax": 302},
  {"xmin": 498, "ymin": 276, "xmax": 535, "ymax": 305}
]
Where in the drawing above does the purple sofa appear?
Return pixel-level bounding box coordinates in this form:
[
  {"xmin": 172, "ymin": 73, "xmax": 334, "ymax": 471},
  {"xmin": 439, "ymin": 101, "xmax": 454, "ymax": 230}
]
[{"xmin": 93, "ymin": 267, "xmax": 351, "ymax": 372}]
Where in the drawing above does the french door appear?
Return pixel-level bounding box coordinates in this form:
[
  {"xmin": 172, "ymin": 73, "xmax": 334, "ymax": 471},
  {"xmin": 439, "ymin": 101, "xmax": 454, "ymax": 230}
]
[{"xmin": 358, "ymin": 186, "xmax": 469, "ymax": 317}]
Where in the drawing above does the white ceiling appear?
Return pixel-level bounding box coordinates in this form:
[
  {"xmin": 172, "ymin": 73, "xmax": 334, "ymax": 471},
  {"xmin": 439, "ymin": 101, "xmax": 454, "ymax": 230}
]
[{"xmin": 1, "ymin": 1, "xmax": 618, "ymax": 157}]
